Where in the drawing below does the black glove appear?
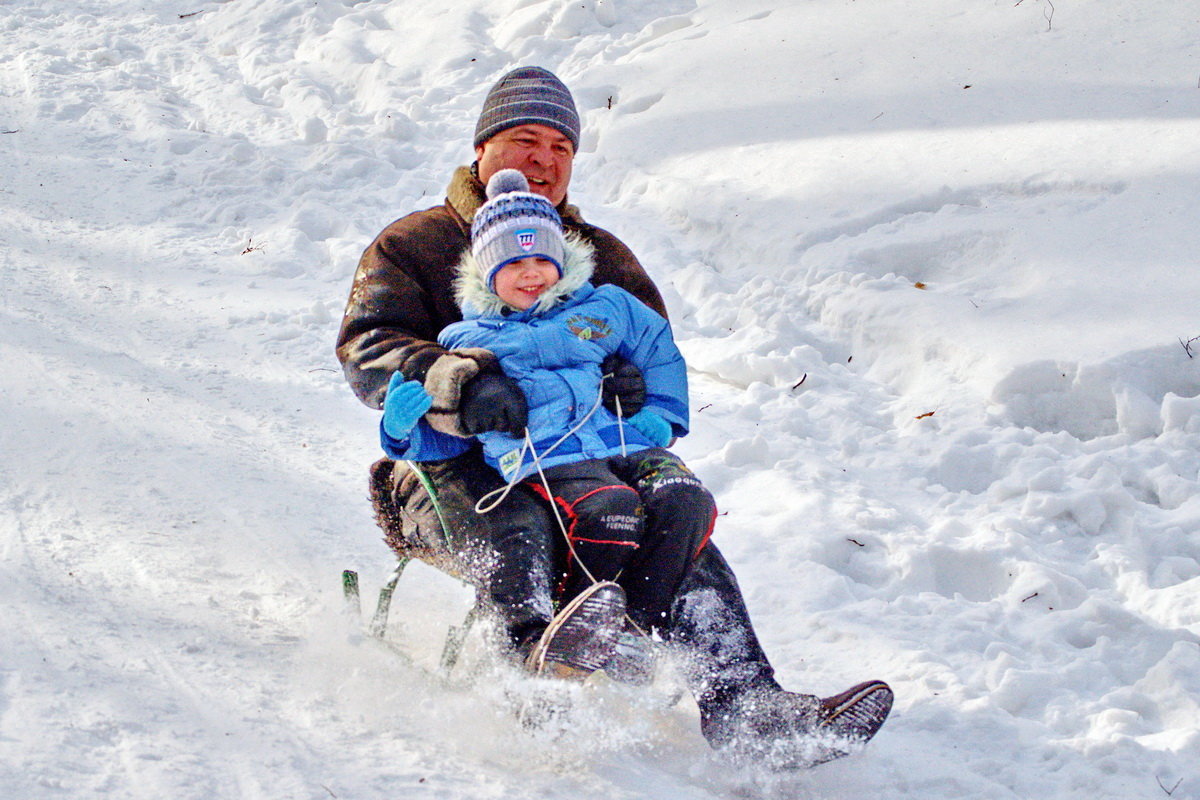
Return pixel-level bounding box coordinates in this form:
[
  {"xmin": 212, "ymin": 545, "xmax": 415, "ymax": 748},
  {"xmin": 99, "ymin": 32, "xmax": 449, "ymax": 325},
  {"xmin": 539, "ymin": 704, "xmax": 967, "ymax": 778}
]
[
  {"xmin": 601, "ymin": 354, "xmax": 646, "ymax": 418},
  {"xmin": 458, "ymin": 372, "xmax": 528, "ymax": 436}
]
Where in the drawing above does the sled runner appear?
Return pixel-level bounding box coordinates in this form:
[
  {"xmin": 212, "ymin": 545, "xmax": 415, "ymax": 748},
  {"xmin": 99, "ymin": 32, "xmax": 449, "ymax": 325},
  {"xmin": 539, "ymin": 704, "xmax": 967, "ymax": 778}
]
[{"xmin": 341, "ymin": 458, "xmax": 485, "ymax": 673}]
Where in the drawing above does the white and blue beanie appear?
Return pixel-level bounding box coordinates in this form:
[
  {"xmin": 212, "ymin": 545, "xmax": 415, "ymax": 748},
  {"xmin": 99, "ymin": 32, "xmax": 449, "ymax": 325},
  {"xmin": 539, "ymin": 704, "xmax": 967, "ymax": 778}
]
[{"xmin": 471, "ymin": 169, "xmax": 565, "ymax": 291}]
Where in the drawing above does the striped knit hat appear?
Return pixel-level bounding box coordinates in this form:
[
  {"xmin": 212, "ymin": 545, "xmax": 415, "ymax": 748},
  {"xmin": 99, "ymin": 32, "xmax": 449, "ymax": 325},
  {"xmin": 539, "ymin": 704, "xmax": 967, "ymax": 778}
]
[
  {"xmin": 471, "ymin": 169, "xmax": 565, "ymax": 291},
  {"xmin": 473, "ymin": 66, "xmax": 580, "ymax": 151}
]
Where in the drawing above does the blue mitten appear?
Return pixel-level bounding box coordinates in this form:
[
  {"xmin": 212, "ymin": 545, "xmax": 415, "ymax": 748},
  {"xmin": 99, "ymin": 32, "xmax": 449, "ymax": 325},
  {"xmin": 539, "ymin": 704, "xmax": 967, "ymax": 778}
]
[
  {"xmin": 627, "ymin": 408, "xmax": 672, "ymax": 447},
  {"xmin": 382, "ymin": 373, "xmax": 433, "ymax": 440}
]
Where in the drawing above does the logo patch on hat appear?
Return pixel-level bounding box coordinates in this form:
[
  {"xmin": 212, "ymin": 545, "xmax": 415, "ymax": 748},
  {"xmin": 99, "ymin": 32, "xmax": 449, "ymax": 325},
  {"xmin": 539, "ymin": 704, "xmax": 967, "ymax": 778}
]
[{"xmin": 515, "ymin": 229, "xmax": 537, "ymax": 252}]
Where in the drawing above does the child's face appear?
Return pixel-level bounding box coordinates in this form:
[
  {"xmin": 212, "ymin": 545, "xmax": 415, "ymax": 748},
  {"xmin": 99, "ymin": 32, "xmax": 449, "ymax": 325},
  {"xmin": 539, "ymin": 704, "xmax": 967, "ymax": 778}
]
[{"xmin": 494, "ymin": 257, "xmax": 560, "ymax": 310}]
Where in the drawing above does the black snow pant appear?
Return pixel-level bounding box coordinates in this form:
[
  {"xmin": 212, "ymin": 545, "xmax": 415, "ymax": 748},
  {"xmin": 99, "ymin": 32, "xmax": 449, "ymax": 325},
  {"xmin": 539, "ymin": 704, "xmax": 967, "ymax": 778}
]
[
  {"xmin": 527, "ymin": 449, "xmax": 716, "ymax": 633},
  {"xmin": 388, "ymin": 445, "xmax": 780, "ymax": 705}
]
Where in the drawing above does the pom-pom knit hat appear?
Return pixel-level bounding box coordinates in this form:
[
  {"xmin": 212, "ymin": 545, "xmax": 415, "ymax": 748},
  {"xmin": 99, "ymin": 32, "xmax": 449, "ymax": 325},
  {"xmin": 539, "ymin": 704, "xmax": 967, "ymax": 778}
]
[
  {"xmin": 473, "ymin": 66, "xmax": 580, "ymax": 151},
  {"xmin": 471, "ymin": 169, "xmax": 565, "ymax": 291}
]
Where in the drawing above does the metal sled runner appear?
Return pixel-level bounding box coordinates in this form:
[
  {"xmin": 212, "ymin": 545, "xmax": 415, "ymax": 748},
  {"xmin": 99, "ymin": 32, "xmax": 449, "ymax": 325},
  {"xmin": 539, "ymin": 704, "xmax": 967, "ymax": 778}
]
[{"xmin": 341, "ymin": 458, "xmax": 485, "ymax": 673}]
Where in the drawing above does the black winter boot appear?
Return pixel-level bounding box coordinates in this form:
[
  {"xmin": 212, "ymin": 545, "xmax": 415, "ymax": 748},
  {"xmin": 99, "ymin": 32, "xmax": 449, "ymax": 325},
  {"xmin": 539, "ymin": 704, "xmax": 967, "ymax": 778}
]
[
  {"xmin": 524, "ymin": 581, "xmax": 626, "ymax": 680},
  {"xmin": 700, "ymin": 680, "xmax": 893, "ymax": 770}
]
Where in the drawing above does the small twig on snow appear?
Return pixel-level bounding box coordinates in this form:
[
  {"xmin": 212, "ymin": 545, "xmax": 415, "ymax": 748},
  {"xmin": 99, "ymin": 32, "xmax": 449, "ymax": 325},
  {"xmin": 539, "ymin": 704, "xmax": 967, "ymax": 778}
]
[
  {"xmin": 1156, "ymin": 775, "xmax": 1183, "ymax": 796},
  {"xmin": 1021, "ymin": 592, "xmax": 1040, "ymax": 603},
  {"xmin": 179, "ymin": 10, "xmax": 204, "ymax": 18},
  {"xmin": 1014, "ymin": 0, "xmax": 1054, "ymax": 31},
  {"xmin": 791, "ymin": 374, "xmax": 808, "ymax": 390},
  {"xmin": 1180, "ymin": 335, "xmax": 1200, "ymax": 358},
  {"xmin": 1, "ymin": 129, "xmax": 18, "ymax": 134}
]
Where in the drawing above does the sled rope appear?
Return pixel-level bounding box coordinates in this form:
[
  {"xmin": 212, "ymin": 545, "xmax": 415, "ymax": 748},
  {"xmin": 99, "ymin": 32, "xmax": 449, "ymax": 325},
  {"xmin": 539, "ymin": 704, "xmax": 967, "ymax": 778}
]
[
  {"xmin": 472, "ymin": 376, "xmax": 651, "ymax": 640},
  {"xmin": 615, "ymin": 392, "xmax": 627, "ymax": 457},
  {"xmin": 473, "ymin": 372, "xmax": 624, "ymax": 516}
]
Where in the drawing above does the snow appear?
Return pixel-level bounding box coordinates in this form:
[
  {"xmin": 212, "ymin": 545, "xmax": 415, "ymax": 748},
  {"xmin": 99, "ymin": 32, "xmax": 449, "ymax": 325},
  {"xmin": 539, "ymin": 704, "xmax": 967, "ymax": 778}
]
[{"xmin": 2, "ymin": 0, "xmax": 1199, "ymax": 797}]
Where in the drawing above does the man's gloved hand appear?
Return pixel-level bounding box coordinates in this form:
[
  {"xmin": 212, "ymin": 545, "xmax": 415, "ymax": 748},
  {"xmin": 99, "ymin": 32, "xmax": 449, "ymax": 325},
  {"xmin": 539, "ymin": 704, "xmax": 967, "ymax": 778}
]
[
  {"xmin": 627, "ymin": 408, "xmax": 672, "ymax": 447},
  {"xmin": 382, "ymin": 373, "xmax": 433, "ymax": 439},
  {"xmin": 459, "ymin": 372, "xmax": 528, "ymax": 436},
  {"xmin": 601, "ymin": 353, "xmax": 646, "ymax": 417}
]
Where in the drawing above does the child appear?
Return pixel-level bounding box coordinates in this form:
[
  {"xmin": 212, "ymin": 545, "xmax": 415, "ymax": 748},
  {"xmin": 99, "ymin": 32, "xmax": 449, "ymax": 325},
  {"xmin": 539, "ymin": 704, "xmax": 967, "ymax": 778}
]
[{"xmin": 380, "ymin": 169, "xmax": 717, "ymax": 678}]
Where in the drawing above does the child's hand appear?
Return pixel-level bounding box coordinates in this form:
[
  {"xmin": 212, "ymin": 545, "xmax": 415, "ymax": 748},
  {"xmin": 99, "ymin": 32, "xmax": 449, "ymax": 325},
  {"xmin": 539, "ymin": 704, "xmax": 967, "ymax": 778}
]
[
  {"xmin": 627, "ymin": 409, "xmax": 672, "ymax": 447},
  {"xmin": 382, "ymin": 373, "xmax": 433, "ymax": 440}
]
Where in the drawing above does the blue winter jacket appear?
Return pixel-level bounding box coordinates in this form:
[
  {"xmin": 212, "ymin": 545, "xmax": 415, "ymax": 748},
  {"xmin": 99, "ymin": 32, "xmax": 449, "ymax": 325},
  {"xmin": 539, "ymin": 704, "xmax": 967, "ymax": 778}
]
[{"xmin": 380, "ymin": 237, "xmax": 689, "ymax": 482}]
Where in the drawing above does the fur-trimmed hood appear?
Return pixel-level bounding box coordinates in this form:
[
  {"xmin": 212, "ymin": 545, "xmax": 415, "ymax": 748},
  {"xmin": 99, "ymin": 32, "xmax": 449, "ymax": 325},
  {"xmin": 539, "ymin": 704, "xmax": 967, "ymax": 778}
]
[{"xmin": 452, "ymin": 232, "xmax": 597, "ymax": 318}]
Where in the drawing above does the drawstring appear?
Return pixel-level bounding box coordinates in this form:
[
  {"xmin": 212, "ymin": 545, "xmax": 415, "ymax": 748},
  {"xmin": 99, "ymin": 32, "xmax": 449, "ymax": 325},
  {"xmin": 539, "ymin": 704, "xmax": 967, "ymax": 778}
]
[
  {"xmin": 615, "ymin": 392, "xmax": 626, "ymax": 456},
  {"xmin": 472, "ymin": 372, "xmax": 652, "ymax": 640},
  {"xmin": 473, "ymin": 372, "xmax": 619, "ymax": 515}
]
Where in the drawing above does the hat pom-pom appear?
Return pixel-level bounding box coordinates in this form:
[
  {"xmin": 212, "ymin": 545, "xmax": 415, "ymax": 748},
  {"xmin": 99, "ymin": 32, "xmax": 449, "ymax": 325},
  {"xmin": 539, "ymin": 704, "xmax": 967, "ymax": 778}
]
[{"xmin": 486, "ymin": 168, "xmax": 530, "ymax": 199}]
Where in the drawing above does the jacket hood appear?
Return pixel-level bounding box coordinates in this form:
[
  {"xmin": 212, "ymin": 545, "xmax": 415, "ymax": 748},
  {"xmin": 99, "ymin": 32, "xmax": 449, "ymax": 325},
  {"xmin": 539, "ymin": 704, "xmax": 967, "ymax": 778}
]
[{"xmin": 453, "ymin": 232, "xmax": 596, "ymax": 318}]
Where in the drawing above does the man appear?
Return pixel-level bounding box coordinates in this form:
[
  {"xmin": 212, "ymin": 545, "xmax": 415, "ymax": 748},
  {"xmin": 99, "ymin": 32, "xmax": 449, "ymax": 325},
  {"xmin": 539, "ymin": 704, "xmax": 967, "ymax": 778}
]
[{"xmin": 336, "ymin": 66, "xmax": 890, "ymax": 767}]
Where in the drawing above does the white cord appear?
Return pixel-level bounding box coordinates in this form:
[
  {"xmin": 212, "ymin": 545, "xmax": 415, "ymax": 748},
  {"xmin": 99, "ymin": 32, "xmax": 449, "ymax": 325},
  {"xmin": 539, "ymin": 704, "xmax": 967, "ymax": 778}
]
[
  {"xmin": 472, "ymin": 372, "xmax": 651, "ymax": 635},
  {"xmin": 615, "ymin": 390, "xmax": 627, "ymax": 457},
  {"xmin": 473, "ymin": 374, "xmax": 614, "ymax": 515}
]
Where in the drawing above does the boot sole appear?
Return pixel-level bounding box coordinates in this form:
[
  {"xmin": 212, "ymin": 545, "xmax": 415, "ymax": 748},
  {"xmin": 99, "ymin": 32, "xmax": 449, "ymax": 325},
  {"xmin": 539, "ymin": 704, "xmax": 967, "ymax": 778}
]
[
  {"xmin": 525, "ymin": 581, "xmax": 626, "ymax": 678},
  {"xmin": 819, "ymin": 679, "xmax": 894, "ymax": 742}
]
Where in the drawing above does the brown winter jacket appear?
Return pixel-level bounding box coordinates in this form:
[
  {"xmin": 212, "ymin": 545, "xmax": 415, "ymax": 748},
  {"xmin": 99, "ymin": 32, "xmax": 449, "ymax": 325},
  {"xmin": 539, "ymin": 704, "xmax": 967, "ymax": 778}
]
[{"xmin": 336, "ymin": 165, "xmax": 667, "ymax": 409}]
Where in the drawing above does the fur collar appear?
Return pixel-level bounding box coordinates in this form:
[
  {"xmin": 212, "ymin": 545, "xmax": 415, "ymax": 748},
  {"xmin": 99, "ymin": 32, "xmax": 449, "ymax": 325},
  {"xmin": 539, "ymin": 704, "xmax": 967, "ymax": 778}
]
[
  {"xmin": 453, "ymin": 232, "xmax": 597, "ymax": 318},
  {"xmin": 445, "ymin": 165, "xmax": 584, "ymax": 225}
]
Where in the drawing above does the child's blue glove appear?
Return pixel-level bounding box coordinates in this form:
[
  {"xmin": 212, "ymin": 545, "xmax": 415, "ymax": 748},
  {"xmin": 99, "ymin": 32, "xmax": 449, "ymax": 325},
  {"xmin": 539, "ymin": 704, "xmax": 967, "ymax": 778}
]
[
  {"xmin": 382, "ymin": 373, "xmax": 433, "ymax": 440},
  {"xmin": 627, "ymin": 408, "xmax": 672, "ymax": 447}
]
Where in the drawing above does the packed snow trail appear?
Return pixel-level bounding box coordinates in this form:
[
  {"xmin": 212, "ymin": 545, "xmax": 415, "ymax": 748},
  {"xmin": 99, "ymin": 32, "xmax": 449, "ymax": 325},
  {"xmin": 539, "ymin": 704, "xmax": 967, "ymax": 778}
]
[{"xmin": 3, "ymin": 1, "xmax": 1199, "ymax": 798}]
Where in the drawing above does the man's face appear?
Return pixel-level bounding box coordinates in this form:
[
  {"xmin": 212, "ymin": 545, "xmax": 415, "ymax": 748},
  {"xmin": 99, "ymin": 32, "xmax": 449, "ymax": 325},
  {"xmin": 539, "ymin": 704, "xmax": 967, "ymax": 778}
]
[{"xmin": 475, "ymin": 124, "xmax": 574, "ymax": 207}]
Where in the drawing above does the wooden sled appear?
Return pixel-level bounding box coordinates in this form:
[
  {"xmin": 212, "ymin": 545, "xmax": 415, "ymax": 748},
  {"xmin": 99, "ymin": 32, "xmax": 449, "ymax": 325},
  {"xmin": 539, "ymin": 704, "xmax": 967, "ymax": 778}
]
[{"xmin": 342, "ymin": 458, "xmax": 484, "ymax": 674}]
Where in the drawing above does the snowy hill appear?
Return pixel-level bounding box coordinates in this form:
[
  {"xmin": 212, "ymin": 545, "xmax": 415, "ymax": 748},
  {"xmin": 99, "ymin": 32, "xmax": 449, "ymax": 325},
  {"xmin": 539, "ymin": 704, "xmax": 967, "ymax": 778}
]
[{"xmin": 2, "ymin": 1, "xmax": 1199, "ymax": 797}]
